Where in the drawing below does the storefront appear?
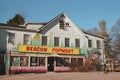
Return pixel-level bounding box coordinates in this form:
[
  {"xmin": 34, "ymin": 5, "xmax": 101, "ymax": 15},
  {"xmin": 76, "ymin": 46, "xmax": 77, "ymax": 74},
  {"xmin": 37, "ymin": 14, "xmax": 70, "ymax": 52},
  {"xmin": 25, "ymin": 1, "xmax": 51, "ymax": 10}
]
[
  {"xmin": 0, "ymin": 13, "xmax": 104, "ymax": 74},
  {"xmin": 8, "ymin": 45, "xmax": 86, "ymax": 74}
]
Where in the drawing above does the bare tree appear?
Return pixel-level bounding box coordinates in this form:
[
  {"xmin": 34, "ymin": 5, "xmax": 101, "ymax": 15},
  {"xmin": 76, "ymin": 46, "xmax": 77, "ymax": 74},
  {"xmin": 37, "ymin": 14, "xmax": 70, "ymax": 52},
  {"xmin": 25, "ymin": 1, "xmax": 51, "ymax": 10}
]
[
  {"xmin": 98, "ymin": 20, "xmax": 111, "ymax": 58},
  {"xmin": 110, "ymin": 19, "xmax": 120, "ymax": 59}
]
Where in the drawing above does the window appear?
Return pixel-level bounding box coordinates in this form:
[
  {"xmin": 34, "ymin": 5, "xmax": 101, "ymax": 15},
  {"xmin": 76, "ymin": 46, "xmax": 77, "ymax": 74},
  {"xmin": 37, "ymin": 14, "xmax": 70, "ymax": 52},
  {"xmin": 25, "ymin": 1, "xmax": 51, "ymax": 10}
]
[
  {"xmin": 30, "ymin": 57, "xmax": 38, "ymax": 66},
  {"xmin": 71, "ymin": 58, "xmax": 77, "ymax": 65},
  {"xmin": 23, "ymin": 34, "xmax": 30, "ymax": 44},
  {"xmin": 10, "ymin": 56, "xmax": 20, "ymax": 66},
  {"xmin": 54, "ymin": 37, "xmax": 59, "ymax": 46},
  {"xmin": 63, "ymin": 58, "xmax": 69, "ymax": 67},
  {"xmin": 78, "ymin": 58, "xmax": 83, "ymax": 66},
  {"xmin": 42, "ymin": 36, "xmax": 47, "ymax": 46},
  {"xmin": 65, "ymin": 23, "xmax": 70, "ymax": 30},
  {"xmin": 10, "ymin": 56, "xmax": 45, "ymax": 67},
  {"xmin": 20, "ymin": 56, "xmax": 28, "ymax": 66},
  {"xmin": 65, "ymin": 38, "xmax": 69, "ymax": 47},
  {"xmin": 71, "ymin": 58, "xmax": 83, "ymax": 66},
  {"xmin": 65, "ymin": 23, "xmax": 70, "ymax": 27},
  {"xmin": 39, "ymin": 57, "xmax": 45, "ymax": 66},
  {"xmin": 56, "ymin": 58, "xmax": 62, "ymax": 66},
  {"xmin": 88, "ymin": 39, "xmax": 92, "ymax": 48},
  {"xmin": 75, "ymin": 39, "xmax": 80, "ymax": 48},
  {"xmin": 96, "ymin": 40, "xmax": 101, "ymax": 49},
  {"xmin": 60, "ymin": 20, "xmax": 65, "ymax": 30},
  {"xmin": 56, "ymin": 58, "xmax": 69, "ymax": 67},
  {"xmin": 8, "ymin": 33, "xmax": 15, "ymax": 45}
]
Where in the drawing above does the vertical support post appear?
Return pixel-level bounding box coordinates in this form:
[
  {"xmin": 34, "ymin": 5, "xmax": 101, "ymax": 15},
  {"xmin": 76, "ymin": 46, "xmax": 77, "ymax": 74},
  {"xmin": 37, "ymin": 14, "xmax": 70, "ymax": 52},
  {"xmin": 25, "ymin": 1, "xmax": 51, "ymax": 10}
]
[
  {"xmin": 83, "ymin": 56, "xmax": 86, "ymax": 66},
  {"xmin": 28, "ymin": 56, "xmax": 30, "ymax": 67},
  {"xmin": 69, "ymin": 57, "xmax": 71, "ymax": 64},
  {"xmin": 6, "ymin": 51, "xmax": 10, "ymax": 75},
  {"xmin": 45, "ymin": 57, "xmax": 48, "ymax": 71},
  {"xmin": 54, "ymin": 57, "xmax": 56, "ymax": 70}
]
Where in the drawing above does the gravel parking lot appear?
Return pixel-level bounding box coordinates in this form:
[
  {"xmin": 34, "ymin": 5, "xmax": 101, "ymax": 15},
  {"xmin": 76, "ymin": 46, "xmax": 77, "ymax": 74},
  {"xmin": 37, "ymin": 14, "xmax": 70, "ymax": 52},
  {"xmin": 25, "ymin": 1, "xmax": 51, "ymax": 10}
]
[{"xmin": 0, "ymin": 72, "xmax": 120, "ymax": 80}]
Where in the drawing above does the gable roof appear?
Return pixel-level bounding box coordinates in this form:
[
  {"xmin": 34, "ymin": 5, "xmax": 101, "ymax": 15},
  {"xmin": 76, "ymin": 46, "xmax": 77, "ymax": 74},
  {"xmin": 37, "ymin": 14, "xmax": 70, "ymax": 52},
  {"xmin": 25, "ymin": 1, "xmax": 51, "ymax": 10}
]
[
  {"xmin": 37, "ymin": 12, "xmax": 86, "ymax": 37},
  {"xmin": 38, "ymin": 12, "xmax": 65, "ymax": 32},
  {"xmin": 0, "ymin": 13, "xmax": 104, "ymax": 39}
]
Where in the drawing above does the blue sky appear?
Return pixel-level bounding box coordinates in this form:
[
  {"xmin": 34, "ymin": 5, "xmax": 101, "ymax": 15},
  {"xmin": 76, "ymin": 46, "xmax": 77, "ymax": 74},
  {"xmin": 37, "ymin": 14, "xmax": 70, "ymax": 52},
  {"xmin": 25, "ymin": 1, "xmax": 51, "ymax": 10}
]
[{"xmin": 0, "ymin": 0, "xmax": 120, "ymax": 31}]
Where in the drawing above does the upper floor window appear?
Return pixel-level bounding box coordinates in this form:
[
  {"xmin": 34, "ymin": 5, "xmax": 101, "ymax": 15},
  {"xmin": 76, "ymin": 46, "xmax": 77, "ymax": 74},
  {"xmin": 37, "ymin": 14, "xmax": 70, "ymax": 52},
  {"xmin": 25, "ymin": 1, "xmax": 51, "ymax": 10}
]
[
  {"xmin": 60, "ymin": 20, "xmax": 65, "ymax": 30},
  {"xmin": 75, "ymin": 39, "xmax": 80, "ymax": 48},
  {"xmin": 8, "ymin": 33, "xmax": 15, "ymax": 45},
  {"xmin": 88, "ymin": 39, "xmax": 92, "ymax": 48},
  {"xmin": 23, "ymin": 34, "xmax": 30, "ymax": 45},
  {"xmin": 65, "ymin": 38, "xmax": 70, "ymax": 47},
  {"xmin": 42, "ymin": 36, "xmax": 47, "ymax": 46},
  {"xmin": 65, "ymin": 23, "xmax": 70, "ymax": 27},
  {"xmin": 96, "ymin": 40, "xmax": 101, "ymax": 49},
  {"xmin": 54, "ymin": 37, "xmax": 59, "ymax": 46}
]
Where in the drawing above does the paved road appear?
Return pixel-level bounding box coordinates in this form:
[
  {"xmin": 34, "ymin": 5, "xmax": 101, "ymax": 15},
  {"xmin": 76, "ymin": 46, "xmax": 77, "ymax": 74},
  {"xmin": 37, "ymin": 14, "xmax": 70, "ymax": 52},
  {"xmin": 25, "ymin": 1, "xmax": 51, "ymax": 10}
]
[{"xmin": 0, "ymin": 72, "xmax": 120, "ymax": 80}]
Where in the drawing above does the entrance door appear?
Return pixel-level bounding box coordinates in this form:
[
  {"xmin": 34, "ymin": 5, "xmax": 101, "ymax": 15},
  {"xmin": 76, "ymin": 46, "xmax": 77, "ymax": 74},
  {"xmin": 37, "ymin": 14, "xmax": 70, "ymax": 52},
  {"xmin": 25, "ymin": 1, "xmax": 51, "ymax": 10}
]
[{"xmin": 48, "ymin": 57, "xmax": 54, "ymax": 71}]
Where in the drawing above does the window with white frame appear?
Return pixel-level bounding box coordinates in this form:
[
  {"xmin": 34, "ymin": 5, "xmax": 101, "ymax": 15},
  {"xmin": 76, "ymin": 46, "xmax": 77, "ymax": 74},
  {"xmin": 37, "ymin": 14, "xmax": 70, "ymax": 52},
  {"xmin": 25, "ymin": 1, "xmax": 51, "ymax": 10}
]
[
  {"xmin": 88, "ymin": 39, "xmax": 92, "ymax": 48},
  {"xmin": 42, "ymin": 36, "xmax": 47, "ymax": 46},
  {"xmin": 75, "ymin": 39, "xmax": 80, "ymax": 48},
  {"xmin": 96, "ymin": 40, "xmax": 101, "ymax": 49},
  {"xmin": 23, "ymin": 34, "xmax": 30, "ymax": 44},
  {"xmin": 65, "ymin": 23, "xmax": 70, "ymax": 27},
  {"xmin": 8, "ymin": 33, "xmax": 15, "ymax": 45},
  {"xmin": 54, "ymin": 37, "xmax": 59, "ymax": 46},
  {"xmin": 65, "ymin": 38, "xmax": 70, "ymax": 47},
  {"xmin": 60, "ymin": 20, "xmax": 65, "ymax": 30}
]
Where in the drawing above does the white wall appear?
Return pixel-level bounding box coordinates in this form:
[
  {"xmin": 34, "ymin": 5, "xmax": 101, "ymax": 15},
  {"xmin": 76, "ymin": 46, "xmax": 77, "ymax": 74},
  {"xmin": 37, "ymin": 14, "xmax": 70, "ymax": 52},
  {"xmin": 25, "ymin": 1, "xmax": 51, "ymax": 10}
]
[
  {"xmin": 0, "ymin": 28, "xmax": 36, "ymax": 51},
  {"xmin": 86, "ymin": 34, "xmax": 104, "ymax": 62},
  {"xmin": 0, "ymin": 13, "xmax": 105, "ymax": 63},
  {"xmin": 40, "ymin": 15, "xmax": 86, "ymax": 48}
]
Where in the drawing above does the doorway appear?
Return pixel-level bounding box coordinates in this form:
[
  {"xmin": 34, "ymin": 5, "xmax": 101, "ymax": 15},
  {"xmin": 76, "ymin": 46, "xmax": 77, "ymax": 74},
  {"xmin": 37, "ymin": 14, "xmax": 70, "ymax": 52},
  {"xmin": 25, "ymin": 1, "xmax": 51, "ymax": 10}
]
[{"xmin": 48, "ymin": 57, "xmax": 54, "ymax": 71}]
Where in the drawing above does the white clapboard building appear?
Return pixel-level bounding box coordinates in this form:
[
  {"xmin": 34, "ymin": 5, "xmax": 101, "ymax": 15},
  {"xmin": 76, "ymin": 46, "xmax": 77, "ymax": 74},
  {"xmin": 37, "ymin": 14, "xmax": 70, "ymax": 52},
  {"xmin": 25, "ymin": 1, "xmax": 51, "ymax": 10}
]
[{"xmin": 0, "ymin": 13, "xmax": 105, "ymax": 74}]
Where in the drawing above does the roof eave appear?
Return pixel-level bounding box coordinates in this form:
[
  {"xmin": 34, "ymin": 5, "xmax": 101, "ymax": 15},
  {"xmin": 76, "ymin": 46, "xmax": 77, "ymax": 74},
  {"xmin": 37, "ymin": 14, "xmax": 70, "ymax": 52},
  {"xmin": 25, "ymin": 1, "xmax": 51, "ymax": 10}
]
[{"xmin": 37, "ymin": 12, "xmax": 66, "ymax": 32}]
